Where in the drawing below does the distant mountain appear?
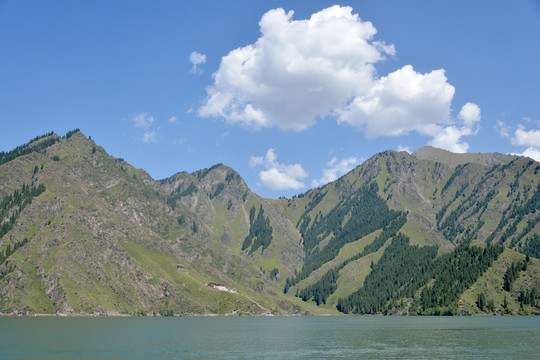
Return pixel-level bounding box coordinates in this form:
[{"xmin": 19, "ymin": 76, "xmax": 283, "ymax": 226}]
[{"xmin": 1, "ymin": 130, "xmax": 539, "ymax": 316}]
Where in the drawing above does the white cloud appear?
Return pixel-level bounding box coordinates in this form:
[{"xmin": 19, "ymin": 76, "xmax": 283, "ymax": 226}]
[
  {"xmin": 497, "ymin": 121, "xmax": 511, "ymax": 138},
  {"xmin": 397, "ymin": 146, "xmax": 411, "ymax": 153},
  {"xmin": 190, "ymin": 51, "xmax": 206, "ymax": 73},
  {"xmin": 250, "ymin": 149, "xmax": 308, "ymax": 190},
  {"xmin": 260, "ymin": 168, "xmax": 306, "ymax": 190},
  {"xmin": 199, "ymin": 5, "xmax": 394, "ymax": 131},
  {"xmin": 248, "ymin": 155, "xmax": 264, "ymax": 168},
  {"xmin": 500, "ymin": 123, "xmax": 540, "ymax": 162},
  {"xmin": 142, "ymin": 130, "xmax": 157, "ymax": 143},
  {"xmin": 199, "ymin": 5, "xmax": 478, "ymax": 151},
  {"xmin": 425, "ymin": 102, "xmax": 481, "ymax": 153},
  {"xmin": 520, "ymin": 147, "xmax": 540, "ymax": 162},
  {"xmin": 312, "ymin": 156, "xmax": 359, "ymax": 187},
  {"xmin": 168, "ymin": 116, "xmax": 178, "ymax": 123},
  {"xmin": 337, "ymin": 65, "xmax": 455, "ymax": 137},
  {"xmin": 131, "ymin": 113, "xmax": 158, "ymax": 143},
  {"xmin": 512, "ymin": 124, "xmax": 540, "ymax": 147},
  {"xmin": 131, "ymin": 113, "xmax": 154, "ymax": 128},
  {"xmin": 427, "ymin": 125, "xmax": 472, "ymax": 153},
  {"xmin": 457, "ymin": 102, "xmax": 481, "ymax": 127}
]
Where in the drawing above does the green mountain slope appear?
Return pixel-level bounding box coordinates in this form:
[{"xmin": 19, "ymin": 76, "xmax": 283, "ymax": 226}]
[
  {"xmin": 0, "ymin": 131, "xmax": 309, "ymax": 315},
  {"xmin": 277, "ymin": 148, "xmax": 540, "ymax": 314},
  {"xmin": 1, "ymin": 130, "xmax": 539, "ymax": 316}
]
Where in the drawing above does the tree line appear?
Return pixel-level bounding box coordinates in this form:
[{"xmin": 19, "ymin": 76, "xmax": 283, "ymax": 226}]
[
  {"xmin": 1, "ymin": 183, "xmax": 46, "ymax": 239},
  {"xmin": 0, "ymin": 132, "xmax": 58, "ymax": 166}
]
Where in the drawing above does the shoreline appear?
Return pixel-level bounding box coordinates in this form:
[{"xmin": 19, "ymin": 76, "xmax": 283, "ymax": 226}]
[{"xmin": 2, "ymin": 311, "xmax": 538, "ymax": 318}]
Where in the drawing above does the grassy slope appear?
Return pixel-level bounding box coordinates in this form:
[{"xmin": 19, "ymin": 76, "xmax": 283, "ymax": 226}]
[{"xmin": 462, "ymin": 249, "xmax": 540, "ymax": 315}]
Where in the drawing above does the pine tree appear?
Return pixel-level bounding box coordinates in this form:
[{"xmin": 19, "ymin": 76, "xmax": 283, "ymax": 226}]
[{"xmin": 477, "ymin": 293, "xmax": 486, "ymax": 311}]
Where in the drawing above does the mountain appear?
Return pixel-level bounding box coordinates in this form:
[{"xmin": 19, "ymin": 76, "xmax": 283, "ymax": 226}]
[
  {"xmin": 1, "ymin": 130, "xmax": 539, "ymax": 316},
  {"xmin": 279, "ymin": 147, "xmax": 540, "ymax": 314}
]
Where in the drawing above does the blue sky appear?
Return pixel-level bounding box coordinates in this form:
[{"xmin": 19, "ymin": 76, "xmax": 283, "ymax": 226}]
[{"xmin": 1, "ymin": 1, "xmax": 539, "ymax": 198}]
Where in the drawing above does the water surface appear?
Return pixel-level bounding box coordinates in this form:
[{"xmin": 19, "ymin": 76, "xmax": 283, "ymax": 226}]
[{"xmin": 1, "ymin": 316, "xmax": 539, "ymax": 359}]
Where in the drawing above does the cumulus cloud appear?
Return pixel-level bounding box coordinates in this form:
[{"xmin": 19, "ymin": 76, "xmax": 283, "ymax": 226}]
[
  {"xmin": 426, "ymin": 102, "xmax": 481, "ymax": 153},
  {"xmin": 199, "ymin": 5, "xmax": 479, "ymax": 152},
  {"xmin": 199, "ymin": 5, "xmax": 394, "ymax": 131},
  {"xmin": 312, "ymin": 156, "xmax": 359, "ymax": 187},
  {"xmin": 249, "ymin": 149, "xmax": 308, "ymax": 190},
  {"xmin": 499, "ymin": 122, "xmax": 540, "ymax": 162},
  {"xmin": 337, "ymin": 65, "xmax": 455, "ymax": 137},
  {"xmin": 190, "ymin": 51, "xmax": 206, "ymax": 73}
]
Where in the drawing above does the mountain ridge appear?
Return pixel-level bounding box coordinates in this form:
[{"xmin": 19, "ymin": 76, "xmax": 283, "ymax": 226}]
[{"xmin": 0, "ymin": 130, "xmax": 538, "ymax": 316}]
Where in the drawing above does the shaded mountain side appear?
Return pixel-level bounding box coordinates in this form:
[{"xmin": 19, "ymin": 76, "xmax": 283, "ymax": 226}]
[{"xmin": 1, "ymin": 130, "xmax": 539, "ymax": 316}]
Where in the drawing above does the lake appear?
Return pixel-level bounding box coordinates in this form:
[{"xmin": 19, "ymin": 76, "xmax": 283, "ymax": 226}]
[{"xmin": 1, "ymin": 316, "xmax": 539, "ymax": 359}]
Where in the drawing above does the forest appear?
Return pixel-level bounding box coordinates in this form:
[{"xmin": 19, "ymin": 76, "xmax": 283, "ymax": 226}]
[
  {"xmin": 0, "ymin": 182, "xmax": 46, "ymax": 266},
  {"xmin": 242, "ymin": 205, "xmax": 273, "ymax": 254},
  {"xmin": 285, "ymin": 182, "xmax": 402, "ymax": 293}
]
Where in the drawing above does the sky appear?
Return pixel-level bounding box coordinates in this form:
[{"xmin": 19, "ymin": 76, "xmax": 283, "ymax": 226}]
[{"xmin": 1, "ymin": 1, "xmax": 539, "ymax": 198}]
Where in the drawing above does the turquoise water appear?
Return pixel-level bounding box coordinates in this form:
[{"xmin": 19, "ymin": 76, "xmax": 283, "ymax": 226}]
[{"xmin": 1, "ymin": 316, "xmax": 539, "ymax": 359}]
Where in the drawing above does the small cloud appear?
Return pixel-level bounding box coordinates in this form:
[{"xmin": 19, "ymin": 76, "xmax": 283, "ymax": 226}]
[
  {"xmin": 168, "ymin": 116, "xmax": 178, "ymax": 123},
  {"xmin": 131, "ymin": 113, "xmax": 158, "ymax": 143},
  {"xmin": 426, "ymin": 102, "xmax": 481, "ymax": 153},
  {"xmin": 457, "ymin": 102, "xmax": 481, "ymax": 128},
  {"xmin": 497, "ymin": 121, "xmax": 511, "ymax": 138},
  {"xmin": 312, "ymin": 156, "xmax": 359, "ymax": 188},
  {"xmin": 189, "ymin": 51, "xmax": 206, "ymax": 74},
  {"xmin": 142, "ymin": 130, "xmax": 157, "ymax": 143},
  {"xmin": 428, "ymin": 125, "xmax": 472, "ymax": 153},
  {"xmin": 250, "ymin": 149, "xmax": 307, "ymax": 190},
  {"xmin": 131, "ymin": 113, "xmax": 154, "ymax": 128},
  {"xmin": 500, "ymin": 122, "xmax": 540, "ymax": 162},
  {"xmin": 248, "ymin": 155, "xmax": 264, "ymax": 168},
  {"xmin": 397, "ymin": 146, "xmax": 411, "ymax": 153}
]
